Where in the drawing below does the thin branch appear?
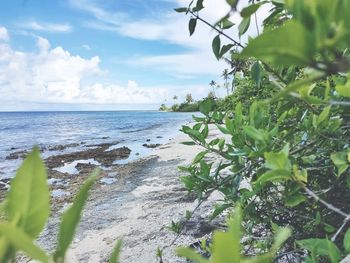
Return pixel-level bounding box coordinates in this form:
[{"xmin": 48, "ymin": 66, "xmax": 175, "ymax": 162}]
[
  {"xmin": 189, "ymin": 10, "xmax": 244, "ymax": 48},
  {"xmin": 303, "ymin": 186, "xmax": 348, "ymax": 218},
  {"xmin": 331, "ymin": 216, "xmax": 350, "ymax": 242}
]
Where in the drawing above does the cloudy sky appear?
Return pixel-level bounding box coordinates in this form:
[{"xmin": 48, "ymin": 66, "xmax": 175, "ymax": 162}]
[{"xmin": 0, "ymin": 0, "xmax": 266, "ymax": 111}]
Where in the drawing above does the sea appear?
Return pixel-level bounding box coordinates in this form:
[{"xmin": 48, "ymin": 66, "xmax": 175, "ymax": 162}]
[{"xmin": 0, "ymin": 111, "xmax": 193, "ymax": 179}]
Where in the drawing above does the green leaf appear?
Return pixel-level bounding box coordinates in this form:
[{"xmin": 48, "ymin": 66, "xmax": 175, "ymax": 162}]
[
  {"xmin": 297, "ymin": 239, "xmax": 341, "ymax": 263},
  {"xmin": 174, "ymin": 7, "xmax": 188, "ymax": 13},
  {"xmin": 264, "ymin": 144, "xmax": 291, "ymax": 171},
  {"xmin": 243, "ymin": 126, "xmax": 265, "ymax": 141},
  {"xmin": 212, "ymin": 205, "xmax": 241, "ymax": 262},
  {"xmin": 272, "ymin": 227, "xmax": 292, "ymax": 251},
  {"xmin": 6, "ymin": 147, "xmax": 49, "ymax": 238},
  {"xmin": 225, "ymin": 116, "xmax": 234, "ymax": 134},
  {"xmin": 193, "ymin": 151, "xmax": 208, "ymax": 163},
  {"xmin": 210, "ymin": 203, "xmax": 232, "ymax": 221},
  {"xmin": 185, "ymin": 129, "xmax": 205, "ymax": 143},
  {"xmin": 218, "ymin": 18, "xmax": 235, "ymax": 29},
  {"xmin": 240, "ymin": 21, "xmax": 314, "ymax": 66},
  {"xmin": 251, "ymin": 61, "xmax": 262, "ymax": 88},
  {"xmin": 331, "ymin": 152, "xmax": 349, "ymax": 177},
  {"xmin": 255, "ymin": 170, "xmax": 291, "ymax": 185},
  {"xmin": 193, "ymin": 0, "xmax": 204, "ymax": 11},
  {"xmin": 199, "ymin": 99, "xmax": 213, "ymax": 115},
  {"xmin": 331, "ymin": 152, "xmax": 348, "ymax": 166},
  {"xmin": 293, "ymin": 166, "xmax": 308, "ymax": 183},
  {"xmin": 0, "ymin": 223, "xmax": 49, "ymax": 263},
  {"xmin": 317, "ymin": 106, "xmax": 331, "ymax": 124},
  {"xmin": 284, "ymin": 193, "xmax": 307, "ymax": 207},
  {"xmin": 212, "ymin": 35, "xmax": 221, "ymax": 60},
  {"xmin": 344, "ymin": 228, "xmax": 350, "ymax": 254},
  {"xmin": 238, "ymin": 16, "xmax": 250, "ymax": 37},
  {"xmin": 234, "ymin": 102, "xmax": 243, "ymax": 126},
  {"xmin": 201, "ymin": 124, "xmax": 209, "ymax": 138},
  {"xmin": 189, "ymin": 18, "xmax": 197, "ymax": 36},
  {"xmin": 109, "ymin": 239, "xmax": 123, "ymax": 263},
  {"xmin": 241, "ymin": 3, "xmax": 262, "ymax": 17},
  {"xmin": 181, "ymin": 141, "xmax": 196, "ymax": 146},
  {"xmin": 226, "ymin": 0, "xmax": 238, "ymax": 7},
  {"xmin": 53, "ymin": 172, "xmax": 98, "ymax": 262},
  {"xmin": 220, "ymin": 44, "xmax": 234, "ymax": 58},
  {"xmin": 336, "ymin": 84, "xmax": 350, "ymax": 97},
  {"xmin": 216, "ymin": 124, "xmax": 230, "ymax": 135}
]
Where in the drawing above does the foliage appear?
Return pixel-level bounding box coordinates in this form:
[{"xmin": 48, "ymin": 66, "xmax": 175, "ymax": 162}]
[
  {"xmin": 175, "ymin": 0, "xmax": 350, "ymax": 261},
  {"xmin": 0, "ymin": 148, "xmax": 121, "ymax": 262},
  {"xmin": 159, "ymin": 95, "xmax": 220, "ymax": 113},
  {"xmin": 177, "ymin": 206, "xmax": 292, "ymax": 263}
]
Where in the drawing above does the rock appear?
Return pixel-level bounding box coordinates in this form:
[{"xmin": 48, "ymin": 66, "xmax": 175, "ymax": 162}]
[
  {"xmin": 142, "ymin": 143, "xmax": 161, "ymax": 148},
  {"xmin": 84, "ymin": 141, "xmax": 119, "ymax": 148},
  {"xmin": 48, "ymin": 143, "xmax": 80, "ymax": 151},
  {"xmin": 76, "ymin": 162, "xmax": 97, "ymax": 171},
  {"xmin": 6, "ymin": 150, "xmax": 28, "ymax": 160},
  {"xmin": 45, "ymin": 145, "xmax": 131, "ymax": 169},
  {"xmin": 0, "ymin": 179, "xmax": 10, "ymax": 190},
  {"xmin": 95, "ymin": 147, "xmax": 131, "ymax": 166},
  {"xmin": 100, "ymin": 136, "xmax": 110, "ymax": 140}
]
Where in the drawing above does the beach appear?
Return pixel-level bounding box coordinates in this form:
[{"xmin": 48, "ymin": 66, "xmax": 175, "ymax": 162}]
[
  {"xmin": 35, "ymin": 128, "xmax": 223, "ymax": 263},
  {"xmin": 0, "ymin": 112, "xmax": 225, "ymax": 263}
]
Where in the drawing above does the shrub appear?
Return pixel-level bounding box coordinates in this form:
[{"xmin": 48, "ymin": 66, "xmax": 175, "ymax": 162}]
[{"xmin": 176, "ymin": 0, "xmax": 350, "ymax": 261}]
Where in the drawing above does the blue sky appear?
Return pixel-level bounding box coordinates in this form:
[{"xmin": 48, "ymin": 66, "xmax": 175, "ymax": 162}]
[{"xmin": 0, "ymin": 0, "xmax": 263, "ymax": 111}]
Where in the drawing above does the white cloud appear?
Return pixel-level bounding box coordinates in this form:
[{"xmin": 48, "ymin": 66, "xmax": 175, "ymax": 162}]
[
  {"xmin": 70, "ymin": 0, "xmax": 271, "ymax": 78},
  {"xmin": 0, "ymin": 26, "xmax": 9, "ymax": 41},
  {"xmin": 18, "ymin": 21, "xmax": 72, "ymax": 32},
  {"xmin": 0, "ymin": 34, "xmax": 206, "ymax": 108}
]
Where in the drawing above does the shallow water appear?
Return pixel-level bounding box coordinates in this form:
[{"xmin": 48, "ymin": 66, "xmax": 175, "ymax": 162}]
[{"xmin": 0, "ymin": 111, "xmax": 193, "ymax": 179}]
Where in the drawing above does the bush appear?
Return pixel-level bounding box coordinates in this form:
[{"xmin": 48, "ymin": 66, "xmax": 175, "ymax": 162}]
[{"xmin": 176, "ymin": 0, "xmax": 350, "ymax": 261}]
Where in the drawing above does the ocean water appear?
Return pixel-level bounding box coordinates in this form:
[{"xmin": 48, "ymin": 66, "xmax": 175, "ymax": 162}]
[{"xmin": 0, "ymin": 111, "xmax": 193, "ymax": 179}]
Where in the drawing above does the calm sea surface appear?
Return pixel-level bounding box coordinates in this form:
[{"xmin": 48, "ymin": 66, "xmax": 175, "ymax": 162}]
[{"xmin": 0, "ymin": 111, "xmax": 193, "ymax": 179}]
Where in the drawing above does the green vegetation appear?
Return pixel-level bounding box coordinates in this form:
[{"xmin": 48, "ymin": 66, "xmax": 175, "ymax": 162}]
[
  {"xmin": 159, "ymin": 93, "xmax": 209, "ymax": 112},
  {"xmin": 174, "ymin": 0, "xmax": 350, "ymax": 262},
  {"xmin": 0, "ymin": 148, "xmax": 121, "ymax": 262}
]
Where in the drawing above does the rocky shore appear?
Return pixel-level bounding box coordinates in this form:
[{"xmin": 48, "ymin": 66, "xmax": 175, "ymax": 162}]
[{"xmin": 1, "ymin": 128, "xmax": 225, "ymax": 263}]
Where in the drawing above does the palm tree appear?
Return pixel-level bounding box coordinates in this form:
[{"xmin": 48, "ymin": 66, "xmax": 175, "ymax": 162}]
[
  {"xmin": 222, "ymin": 69, "xmax": 230, "ymax": 96},
  {"xmin": 209, "ymin": 80, "xmax": 217, "ymax": 97},
  {"xmin": 185, "ymin": 93, "xmax": 194, "ymax": 103},
  {"xmin": 172, "ymin": 95, "xmax": 178, "ymax": 102}
]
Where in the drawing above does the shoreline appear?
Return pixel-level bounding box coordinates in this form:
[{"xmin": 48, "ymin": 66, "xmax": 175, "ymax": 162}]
[
  {"xmin": 34, "ymin": 129, "xmax": 222, "ymax": 262},
  {"xmin": 0, "ymin": 121, "xmax": 226, "ymax": 262}
]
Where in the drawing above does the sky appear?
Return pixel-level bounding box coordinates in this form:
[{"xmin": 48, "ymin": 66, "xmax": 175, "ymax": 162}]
[{"xmin": 0, "ymin": 0, "xmax": 269, "ymax": 111}]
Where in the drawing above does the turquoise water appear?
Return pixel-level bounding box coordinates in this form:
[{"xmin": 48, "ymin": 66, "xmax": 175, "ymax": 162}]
[{"xmin": 0, "ymin": 111, "xmax": 193, "ymax": 178}]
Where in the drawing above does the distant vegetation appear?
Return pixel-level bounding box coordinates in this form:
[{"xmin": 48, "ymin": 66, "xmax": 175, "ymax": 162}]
[{"xmin": 159, "ymin": 93, "xmax": 203, "ymax": 112}]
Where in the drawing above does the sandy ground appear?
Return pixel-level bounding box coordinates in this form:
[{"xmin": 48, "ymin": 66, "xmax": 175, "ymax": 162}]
[{"xmin": 34, "ymin": 128, "xmax": 225, "ymax": 263}]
